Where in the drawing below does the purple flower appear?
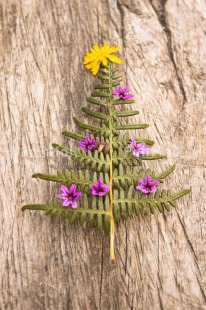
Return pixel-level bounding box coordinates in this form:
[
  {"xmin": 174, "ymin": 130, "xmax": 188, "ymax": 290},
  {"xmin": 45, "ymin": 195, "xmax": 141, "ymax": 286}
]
[
  {"xmin": 136, "ymin": 174, "xmax": 160, "ymax": 194},
  {"xmin": 79, "ymin": 134, "xmax": 96, "ymax": 152},
  {"xmin": 113, "ymin": 86, "xmax": 134, "ymax": 100},
  {"xmin": 130, "ymin": 138, "xmax": 150, "ymax": 157},
  {"xmin": 57, "ymin": 184, "xmax": 82, "ymax": 208},
  {"xmin": 91, "ymin": 179, "xmax": 110, "ymax": 196}
]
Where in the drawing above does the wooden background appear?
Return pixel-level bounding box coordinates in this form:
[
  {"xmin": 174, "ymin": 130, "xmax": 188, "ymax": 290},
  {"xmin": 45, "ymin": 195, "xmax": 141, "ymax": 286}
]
[{"xmin": 0, "ymin": 0, "xmax": 205, "ymax": 309}]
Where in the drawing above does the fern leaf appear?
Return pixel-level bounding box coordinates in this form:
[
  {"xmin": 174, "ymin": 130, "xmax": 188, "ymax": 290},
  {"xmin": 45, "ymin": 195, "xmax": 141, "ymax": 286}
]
[
  {"xmin": 62, "ymin": 131, "xmax": 84, "ymax": 140},
  {"xmin": 82, "ymin": 107, "xmax": 107, "ymax": 120},
  {"xmin": 22, "ymin": 199, "xmax": 111, "ymax": 231},
  {"xmin": 98, "ymin": 75, "xmax": 110, "ymax": 80},
  {"xmin": 140, "ymin": 154, "xmax": 167, "ymax": 160},
  {"xmin": 73, "ymin": 117, "xmax": 101, "ymax": 131},
  {"xmin": 113, "ymin": 135, "xmax": 154, "ymax": 146},
  {"xmin": 32, "ymin": 170, "xmax": 99, "ymax": 191},
  {"xmin": 23, "ymin": 59, "xmax": 191, "ymax": 261},
  {"xmin": 112, "ymin": 75, "xmax": 122, "ymax": 80},
  {"xmin": 112, "ymin": 81, "xmax": 120, "ymax": 87},
  {"xmin": 154, "ymin": 165, "xmax": 176, "ymax": 180},
  {"xmin": 91, "ymin": 92, "xmax": 110, "ymax": 98},
  {"xmin": 53, "ymin": 144, "xmax": 110, "ymax": 172},
  {"xmin": 116, "ymin": 110, "xmax": 139, "ymax": 117},
  {"xmin": 94, "ymin": 83, "xmax": 110, "ymax": 89},
  {"xmin": 113, "ymin": 188, "xmax": 191, "ymax": 220},
  {"xmin": 113, "ymin": 99, "xmax": 134, "ymax": 105},
  {"xmin": 86, "ymin": 97, "xmax": 106, "ymax": 106},
  {"xmin": 116, "ymin": 123, "xmax": 149, "ymax": 130}
]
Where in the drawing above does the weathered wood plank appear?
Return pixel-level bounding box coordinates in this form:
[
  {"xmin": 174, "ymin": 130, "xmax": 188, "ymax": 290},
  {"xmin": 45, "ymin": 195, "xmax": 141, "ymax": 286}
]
[{"xmin": 0, "ymin": 0, "xmax": 205, "ymax": 309}]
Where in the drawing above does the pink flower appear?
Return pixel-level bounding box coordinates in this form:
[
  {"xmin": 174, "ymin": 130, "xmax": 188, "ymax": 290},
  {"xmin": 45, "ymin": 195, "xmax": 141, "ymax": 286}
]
[
  {"xmin": 136, "ymin": 174, "xmax": 160, "ymax": 194},
  {"xmin": 130, "ymin": 138, "xmax": 149, "ymax": 157},
  {"xmin": 79, "ymin": 134, "xmax": 96, "ymax": 152},
  {"xmin": 57, "ymin": 185, "xmax": 82, "ymax": 208},
  {"xmin": 113, "ymin": 86, "xmax": 134, "ymax": 100},
  {"xmin": 91, "ymin": 179, "xmax": 110, "ymax": 196}
]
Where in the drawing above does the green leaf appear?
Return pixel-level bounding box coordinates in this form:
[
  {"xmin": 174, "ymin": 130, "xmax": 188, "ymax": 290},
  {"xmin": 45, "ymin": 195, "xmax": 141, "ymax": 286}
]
[
  {"xmin": 91, "ymin": 92, "xmax": 110, "ymax": 98},
  {"xmin": 62, "ymin": 131, "xmax": 84, "ymax": 140},
  {"xmin": 113, "ymin": 136, "xmax": 154, "ymax": 147},
  {"xmin": 52, "ymin": 143, "xmax": 75, "ymax": 156},
  {"xmin": 112, "ymin": 81, "xmax": 120, "ymax": 87},
  {"xmin": 141, "ymin": 154, "xmax": 167, "ymax": 160},
  {"xmin": 113, "ymin": 99, "xmax": 134, "ymax": 105},
  {"xmin": 171, "ymin": 189, "xmax": 191, "ymax": 200},
  {"xmin": 52, "ymin": 144, "xmax": 109, "ymax": 172},
  {"xmin": 82, "ymin": 107, "xmax": 107, "ymax": 120},
  {"xmin": 112, "ymin": 75, "xmax": 122, "ymax": 80},
  {"xmin": 116, "ymin": 110, "xmax": 139, "ymax": 117},
  {"xmin": 116, "ymin": 124, "xmax": 149, "ymax": 130},
  {"xmin": 113, "ymin": 190, "xmax": 120, "ymax": 223},
  {"xmin": 94, "ymin": 83, "xmax": 110, "ymax": 89},
  {"xmin": 104, "ymin": 196, "xmax": 110, "ymax": 236},
  {"xmin": 79, "ymin": 195, "xmax": 88, "ymax": 226},
  {"xmin": 22, "ymin": 204, "xmax": 48, "ymax": 211},
  {"xmin": 98, "ymin": 75, "xmax": 110, "ymax": 80},
  {"xmin": 73, "ymin": 117, "xmax": 101, "ymax": 131},
  {"xmin": 86, "ymin": 97, "xmax": 106, "ymax": 106},
  {"xmin": 33, "ymin": 170, "xmax": 94, "ymax": 189},
  {"xmin": 97, "ymin": 197, "xmax": 103, "ymax": 230},
  {"xmin": 99, "ymin": 68, "xmax": 108, "ymax": 74},
  {"xmin": 22, "ymin": 200, "xmax": 110, "ymax": 231},
  {"xmin": 154, "ymin": 165, "xmax": 176, "ymax": 181},
  {"xmin": 113, "ymin": 188, "xmax": 191, "ymax": 218}
]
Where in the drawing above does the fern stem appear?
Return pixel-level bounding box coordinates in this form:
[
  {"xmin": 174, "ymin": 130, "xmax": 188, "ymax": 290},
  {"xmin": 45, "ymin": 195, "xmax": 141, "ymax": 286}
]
[{"xmin": 108, "ymin": 61, "xmax": 115, "ymax": 262}]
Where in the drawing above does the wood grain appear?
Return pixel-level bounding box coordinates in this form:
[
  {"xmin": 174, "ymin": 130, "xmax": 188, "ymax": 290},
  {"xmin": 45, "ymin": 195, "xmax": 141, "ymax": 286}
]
[{"xmin": 0, "ymin": 0, "xmax": 205, "ymax": 309}]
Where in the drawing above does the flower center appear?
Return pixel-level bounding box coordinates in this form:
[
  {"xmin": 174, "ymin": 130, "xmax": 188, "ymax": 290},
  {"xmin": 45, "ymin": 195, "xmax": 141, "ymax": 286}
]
[{"xmin": 97, "ymin": 187, "xmax": 104, "ymax": 193}]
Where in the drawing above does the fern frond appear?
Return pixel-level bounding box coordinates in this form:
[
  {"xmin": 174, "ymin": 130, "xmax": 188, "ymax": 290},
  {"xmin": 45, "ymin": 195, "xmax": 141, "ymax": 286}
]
[
  {"xmin": 112, "ymin": 135, "xmax": 154, "ymax": 148},
  {"xmin": 32, "ymin": 170, "xmax": 110, "ymax": 192},
  {"xmin": 113, "ymin": 188, "xmax": 191, "ymax": 222},
  {"xmin": 113, "ymin": 152, "xmax": 166, "ymax": 166},
  {"xmin": 32, "ymin": 170, "xmax": 91, "ymax": 190},
  {"xmin": 52, "ymin": 144, "xmax": 110, "ymax": 172},
  {"xmin": 23, "ymin": 58, "xmax": 191, "ymax": 261},
  {"xmin": 22, "ymin": 197, "xmax": 111, "ymax": 234}
]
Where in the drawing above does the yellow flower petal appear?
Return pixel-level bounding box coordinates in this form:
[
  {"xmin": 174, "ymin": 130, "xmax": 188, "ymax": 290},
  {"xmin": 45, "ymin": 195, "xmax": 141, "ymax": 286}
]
[
  {"xmin": 92, "ymin": 45, "xmax": 101, "ymax": 53},
  {"xmin": 85, "ymin": 63, "xmax": 93, "ymax": 69},
  {"xmin": 91, "ymin": 61, "xmax": 101, "ymax": 75},
  {"xmin": 107, "ymin": 54, "xmax": 122, "ymax": 64},
  {"xmin": 102, "ymin": 57, "xmax": 109, "ymax": 66},
  {"xmin": 83, "ymin": 54, "xmax": 98, "ymax": 64},
  {"xmin": 83, "ymin": 44, "xmax": 122, "ymax": 75}
]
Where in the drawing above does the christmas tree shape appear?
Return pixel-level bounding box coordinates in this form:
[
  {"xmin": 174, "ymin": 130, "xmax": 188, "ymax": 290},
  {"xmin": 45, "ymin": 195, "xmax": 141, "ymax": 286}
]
[{"xmin": 22, "ymin": 45, "xmax": 190, "ymax": 261}]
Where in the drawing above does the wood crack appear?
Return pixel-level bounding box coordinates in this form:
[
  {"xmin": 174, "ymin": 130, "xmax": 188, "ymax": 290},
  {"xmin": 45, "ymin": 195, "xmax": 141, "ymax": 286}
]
[{"xmin": 176, "ymin": 212, "xmax": 206, "ymax": 303}]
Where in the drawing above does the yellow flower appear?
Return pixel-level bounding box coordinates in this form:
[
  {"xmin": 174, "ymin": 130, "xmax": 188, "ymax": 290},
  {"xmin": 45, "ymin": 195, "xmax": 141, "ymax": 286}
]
[{"xmin": 83, "ymin": 44, "xmax": 122, "ymax": 75}]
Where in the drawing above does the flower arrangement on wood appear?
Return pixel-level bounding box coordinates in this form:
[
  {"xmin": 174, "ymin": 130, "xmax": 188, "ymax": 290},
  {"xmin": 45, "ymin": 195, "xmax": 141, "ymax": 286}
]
[{"xmin": 22, "ymin": 43, "xmax": 191, "ymax": 262}]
